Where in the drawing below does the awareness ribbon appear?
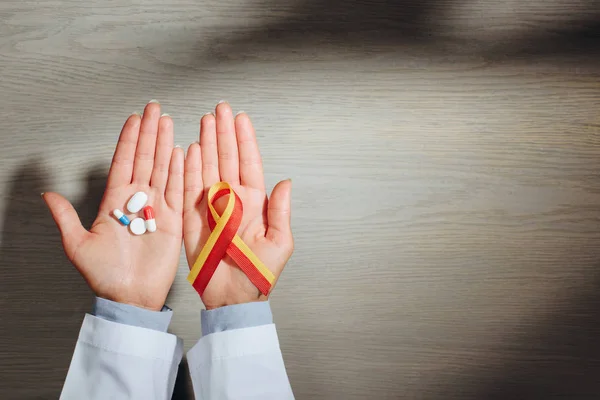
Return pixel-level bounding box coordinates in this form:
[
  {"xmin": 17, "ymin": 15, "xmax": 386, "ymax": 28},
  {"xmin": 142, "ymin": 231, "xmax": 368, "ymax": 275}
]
[{"xmin": 187, "ymin": 182, "xmax": 275, "ymax": 296}]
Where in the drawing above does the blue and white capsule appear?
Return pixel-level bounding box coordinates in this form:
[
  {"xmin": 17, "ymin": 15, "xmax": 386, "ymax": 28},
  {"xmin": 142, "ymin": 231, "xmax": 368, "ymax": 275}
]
[{"xmin": 112, "ymin": 209, "xmax": 130, "ymax": 226}]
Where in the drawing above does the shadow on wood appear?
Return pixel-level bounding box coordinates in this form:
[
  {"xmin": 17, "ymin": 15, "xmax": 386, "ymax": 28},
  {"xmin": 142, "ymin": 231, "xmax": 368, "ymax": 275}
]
[
  {"xmin": 200, "ymin": 0, "xmax": 600, "ymax": 65},
  {"xmin": 0, "ymin": 160, "xmax": 105, "ymax": 398},
  {"xmin": 476, "ymin": 271, "xmax": 600, "ymax": 399}
]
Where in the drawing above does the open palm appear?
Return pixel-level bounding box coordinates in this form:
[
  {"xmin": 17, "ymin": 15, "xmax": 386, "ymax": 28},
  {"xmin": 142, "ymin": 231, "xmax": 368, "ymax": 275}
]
[
  {"xmin": 43, "ymin": 102, "xmax": 184, "ymax": 311},
  {"xmin": 183, "ymin": 103, "xmax": 293, "ymax": 310}
]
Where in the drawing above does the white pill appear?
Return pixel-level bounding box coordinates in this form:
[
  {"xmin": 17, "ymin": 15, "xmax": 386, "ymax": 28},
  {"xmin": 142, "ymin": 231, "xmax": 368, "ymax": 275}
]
[
  {"xmin": 129, "ymin": 218, "xmax": 147, "ymax": 235},
  {"xmin": 126, "ymin": 191, "xmax": 148, "ymax": 213}
]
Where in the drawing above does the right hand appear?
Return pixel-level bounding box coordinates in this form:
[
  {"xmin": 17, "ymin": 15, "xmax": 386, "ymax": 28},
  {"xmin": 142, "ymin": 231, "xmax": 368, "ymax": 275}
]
[
  {"xmin": 183, "ymin": 102, "xmax": 293, "ymax": 310},
  {"xmin": 43, "ymin": 102, "xmax": 184, "ymax": 311}
]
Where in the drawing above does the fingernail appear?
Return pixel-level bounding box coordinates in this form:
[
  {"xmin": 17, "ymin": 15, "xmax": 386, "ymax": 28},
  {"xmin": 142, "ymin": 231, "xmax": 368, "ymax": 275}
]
[
  {"xmin": 131, "ymin": 111, "xmax": 141, "ymax": 116},
  {"xmin": 149, "ymin": 99, "xmax": 159, "ymax": 104},
  {"xmin": 203, "ymin": 111, "xmax": 214, "ymax": 116},
  {"xmin": 217, "ymin": 100, "xmax": 227, "ymax": 105},
  {"xmin": 161, "ymin": 113, "xmax": 170, "ymax": 117},
  {"xmin": 235, "ymin": 110, "xmax": 245, "ymax": 117},
  {"xmin": 40, "ymin": 192, "xmax": 45, "ymax": 197},
  {"xmin": 175, "ymin": 145, "xmax": 182, "ymax": 148}
]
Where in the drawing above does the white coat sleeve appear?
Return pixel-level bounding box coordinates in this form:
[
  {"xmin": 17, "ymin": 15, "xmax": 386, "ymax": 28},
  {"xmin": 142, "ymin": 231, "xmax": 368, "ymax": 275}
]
[
  {"xmin": 187, "ymin": 324, "xmax": 294, "ymax": 400},
  {"xmin": 60, "ymin": 314, "xmax": 183, "ymax": 400}
]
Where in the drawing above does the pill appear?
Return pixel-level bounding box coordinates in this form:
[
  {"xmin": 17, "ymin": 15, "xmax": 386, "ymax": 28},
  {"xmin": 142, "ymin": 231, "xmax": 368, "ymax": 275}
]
[
  {"xmin": 112, "ymin": 209, "xmax": 130, "ymax": 226},
  {"xmin": 129, "ymin": 218, "xmax": 147, "ymax": 235},
  {"xmin": 143, "ymin": 206, "xmax": 157, "ymax": 233},
  {"xmin": 127, "ymin": 191, "xmax": 148, "ymax": 213}
]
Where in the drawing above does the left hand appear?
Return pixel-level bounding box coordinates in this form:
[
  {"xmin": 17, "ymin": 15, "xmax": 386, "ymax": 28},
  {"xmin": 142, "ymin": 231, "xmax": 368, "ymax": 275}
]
[
  {"xmin": 43, "ymin": 101, "xmax": 184, "ymax": 311},
  {"xmin": 183, "ymin": 102, "xmax": 293, "ymax": 310}
]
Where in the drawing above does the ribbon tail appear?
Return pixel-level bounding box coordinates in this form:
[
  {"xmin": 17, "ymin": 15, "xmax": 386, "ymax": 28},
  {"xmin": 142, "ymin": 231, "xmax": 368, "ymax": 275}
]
[{"xmin": 227, "ymin": 242, "xmax": 273, "ymax": 296}]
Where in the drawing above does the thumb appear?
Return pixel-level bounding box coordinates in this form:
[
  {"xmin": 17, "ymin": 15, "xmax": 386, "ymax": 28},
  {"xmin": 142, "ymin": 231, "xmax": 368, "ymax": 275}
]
[
  {"xmin": 42, "ymin": 192, "xmax": 89, "ymax": 261},
  {"xmin": 266, "ymin": 179, "xmax": 293, "ymax": 249}
]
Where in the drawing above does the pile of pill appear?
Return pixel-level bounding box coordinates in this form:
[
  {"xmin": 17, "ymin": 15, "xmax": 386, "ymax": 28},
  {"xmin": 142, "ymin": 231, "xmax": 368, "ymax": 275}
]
[{"xmin": 111, "ymin": 191, "xmax": 157, "ymax": 235}]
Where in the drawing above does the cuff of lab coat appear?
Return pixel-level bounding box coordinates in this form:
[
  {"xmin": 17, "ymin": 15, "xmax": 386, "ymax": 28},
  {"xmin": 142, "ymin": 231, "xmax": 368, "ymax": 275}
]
[
  {"xmin": 201, "ymin": 301, "xmax": 273, "ymax": 336},
  {"xmin": 92, "ymin": 297, "xmax": 173, "ymax": 332},
  {"xmin": 79, "ymin": 314, "xmax": 183, "ymax": 362},
  {"xmin": 187, "ymin": 323, "xmax": 281, "ymax": 367}
]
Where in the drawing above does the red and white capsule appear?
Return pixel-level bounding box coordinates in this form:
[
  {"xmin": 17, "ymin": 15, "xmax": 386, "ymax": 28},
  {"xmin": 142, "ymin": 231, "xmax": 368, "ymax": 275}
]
[{"xmin": 143, "ymin": 206, "xmax": 157, "ymax": 233}]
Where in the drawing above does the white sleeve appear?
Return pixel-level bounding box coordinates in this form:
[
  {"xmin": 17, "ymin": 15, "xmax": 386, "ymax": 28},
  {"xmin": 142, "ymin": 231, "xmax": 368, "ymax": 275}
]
[
  {"xmin": 60, "ymin": 314, "xmax": 183, "ymax": 400},
  {"xmin": 187, "ymin": 324, "xmax": 294, "ymax": 400}
]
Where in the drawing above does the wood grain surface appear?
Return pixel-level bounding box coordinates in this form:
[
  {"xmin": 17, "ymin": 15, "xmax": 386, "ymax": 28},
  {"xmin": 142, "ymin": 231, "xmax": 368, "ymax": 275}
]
[{"xmin": 1, "ymin": 0, "xmax": 600, "ymax": 398}]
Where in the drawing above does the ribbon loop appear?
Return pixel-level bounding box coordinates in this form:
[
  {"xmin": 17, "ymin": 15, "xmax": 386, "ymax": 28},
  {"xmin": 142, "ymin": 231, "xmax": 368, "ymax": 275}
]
[{"xmin": 187, "ymin": 182, "xmax": 275, "ymax": 296}]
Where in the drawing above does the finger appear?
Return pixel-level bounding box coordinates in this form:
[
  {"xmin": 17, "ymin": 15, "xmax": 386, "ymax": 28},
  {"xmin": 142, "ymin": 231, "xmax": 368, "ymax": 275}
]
[
  {"xmin": 42, "ymin": 192, "xmax": 90, "ymax": 264},
  {"xmin": 150, "ymin": 114, "xmax": 174, "ymax": 190},
  {"xmin": 166, "ymin": 147, "xmax": 185, "ymax": 212},
  {"xmin": 200, "ymin": 112, "xmax": 219, "ymax": 188},
  {"xmin": 184, "ymin": 142, "xmax": 203, "ymax": 213},
  {"xmin": 132, "ymin": 101, "xmax": 161, "ymax": 185},
  {"xmin": 266, "ymin": 179, "xmax": 293, "ymax": 251},
  {"xmin": 215, "ymin": 102, "xmax": 240, "ymax": 184},
  {"xmin": 235, "ymin": 112, "xmax": 265, "ymax": 190},
  {"xmin": 107, "ymin": 113, "xmax": 141, "ymax": 189}
]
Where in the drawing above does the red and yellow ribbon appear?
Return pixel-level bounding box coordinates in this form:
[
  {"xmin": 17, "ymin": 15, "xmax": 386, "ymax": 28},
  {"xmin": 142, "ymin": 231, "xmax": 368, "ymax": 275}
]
[{"xmin": 187, "ymin": 182, "xmax": 275, "ymax": 296}]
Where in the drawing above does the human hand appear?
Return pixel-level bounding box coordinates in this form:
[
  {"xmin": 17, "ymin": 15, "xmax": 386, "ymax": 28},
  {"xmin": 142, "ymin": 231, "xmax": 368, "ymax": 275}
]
[
  {"xmin": 43, "ymin": 102, "xmax": 184, "ymax": 311},
  {"xmin": 183, "ymin": 102, "xmax": 293, "ymax": 310}
]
